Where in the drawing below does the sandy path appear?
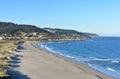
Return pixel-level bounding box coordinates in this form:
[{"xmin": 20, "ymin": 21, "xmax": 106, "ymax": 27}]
[{"xmin": 11, "ymin": 41, "xmax": 115, "ymax": 79}]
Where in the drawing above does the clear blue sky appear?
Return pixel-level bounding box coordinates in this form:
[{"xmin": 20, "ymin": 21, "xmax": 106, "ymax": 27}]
[{"xmin": 0, "ymin": 0, "xmax": 120, "ymax": 36}]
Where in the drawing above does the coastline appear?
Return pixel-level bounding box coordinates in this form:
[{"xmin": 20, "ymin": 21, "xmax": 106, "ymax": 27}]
[
  {"xmin": 35, "ymin": 42, "xmax": 116, "ymax": 79},
  {"xmin": 12, "ymin": 41, "xmax": 115, "ymax": 79}
]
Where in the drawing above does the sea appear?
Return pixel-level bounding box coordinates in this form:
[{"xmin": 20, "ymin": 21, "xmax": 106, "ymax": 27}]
[{"xmin": 37, "ymin": 37, "xmax": 120, "ymax": 79}]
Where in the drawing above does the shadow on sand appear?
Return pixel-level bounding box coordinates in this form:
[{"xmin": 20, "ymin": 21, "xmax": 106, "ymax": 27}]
[
  {"xmin": 8, "ymin": 70, "xmax": 30, "ymax": 79},
  {"xmin": 11, "ymin": 61, "xmax": 21, "ymax": 64},
  {"xmin": 7, "ymin": 55, "xmax": 30, "ymax": 79},
  {"xmin": 10, "ymin": 56, "xmax": 21, "ymax": 61}
]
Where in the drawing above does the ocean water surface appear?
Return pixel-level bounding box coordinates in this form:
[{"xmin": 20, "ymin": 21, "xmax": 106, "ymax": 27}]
[{"xmin": 38, "ymin": 37, "xmax": 120, "ymax": 79}]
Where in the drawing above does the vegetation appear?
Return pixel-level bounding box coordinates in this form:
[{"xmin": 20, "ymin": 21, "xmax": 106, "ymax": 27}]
[
  {"xmin": 0, "ymin": 21, "xmax": 99, "ymax": 40},
  {"xmin": 0, "ymin": 22, "xmax": 51, "ymax": 35},
  {"xmin": 44, "ymin": 28, "xmax": 83, "ymax": 35},
  {"xmin": 44, "ymin": 28, "xmax": 99, "ymax": 39},
  {"xmin": 0, "ymin": 40, "xmax": 16, "ymax": 78},
  {"xmin": 0, "ymin": 68, "xmax": 9, "ymax": 77}
]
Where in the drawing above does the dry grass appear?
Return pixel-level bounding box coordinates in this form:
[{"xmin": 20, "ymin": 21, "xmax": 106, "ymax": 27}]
[
  {"xmin": 0, "ymin": 68, "xmax": 9, "ymax": 77},
  {"xmin": 0, "ymin": 40, "xmax": 16, "ymax": 52},
  {"xmin": 0, "ymin": 40, "xmax": 17, "ymax": 77}
]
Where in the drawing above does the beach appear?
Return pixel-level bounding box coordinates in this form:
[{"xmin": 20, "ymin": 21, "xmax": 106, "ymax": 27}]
[{"xmin": 11, "ymin": 41, "xmax": 115, "ymax": 79}]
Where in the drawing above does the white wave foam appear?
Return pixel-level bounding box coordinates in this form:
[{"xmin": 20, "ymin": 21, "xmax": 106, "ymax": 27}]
[
  {"xmin": 90, "ymin": 57, "xmax": 120, "ymax": 63},
  {"xmin": 40, "ymin": 44, "xmax": 45, "ymax": 48},
  {"xmin": 44, "ymin": 46, "xmax": 56, "ymax": 53},
  {"xmin": 88, "ymin": 63, "xmax": 92, "ymax": 67},
  {"xmin": 110, "ymin": 60, "xmax": 119, "ymax": 63},
  {"xmin": 40, "ymin": 45, "xmax": 80, "ymax": 61},
  {"xmin": 107, "ymin": 67, "xmax": 116, "ymax": 72},
  {"xmin": 88, "ymin": 63, "xmax": 120, "ymax": 78}
]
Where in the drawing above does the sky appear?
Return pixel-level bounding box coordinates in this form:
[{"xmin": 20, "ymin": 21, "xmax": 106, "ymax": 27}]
[{"xmin": 0, "ymin": 0, "xmax": 120, "ymax": 36}]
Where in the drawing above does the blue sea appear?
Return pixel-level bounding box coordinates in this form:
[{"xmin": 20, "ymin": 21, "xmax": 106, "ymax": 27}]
[{"xmin": 38, "ymin": 37, "xmax": 120, "ymax": 79}]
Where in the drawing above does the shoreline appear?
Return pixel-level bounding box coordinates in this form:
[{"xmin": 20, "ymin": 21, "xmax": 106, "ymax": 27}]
[
  {"xmin": 32, "ymin": 41, "xmax": 115, "ymax": 79},
  {"xmin": 11, "ymin": 41, "xmax": 115, "ymax": 79}
]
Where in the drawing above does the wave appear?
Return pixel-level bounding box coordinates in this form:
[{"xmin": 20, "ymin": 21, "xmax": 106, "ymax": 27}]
[
  {"xmin": 38, "ymin": 43, "xmax": 83, "ymax": 62},
  {"xmin": 88, "ymin": 63, "xmax": 120, "ymax": 79},
  {"xmin": 44, "ymin": 45, "xmax": 58, "ymax": 54},
  {"xmin": 40, "ymin": 44, "xmax": 46, "ymax": 48},
  {"xmin": 89, "ymin": 57, "xmax": 120, "ymax": 64},
  {"xmin": 38, "ymin": 43, "xmax": 120, "ymax": 79},
  {"xmin": 107, "ymin": 67, "xmax": 116, "ymax": 72},
  {"xmin": 39, "ymin": 44, "xmax": 120, "ymax": 65},
  {"xmin": 37, "ymin": 40, "xmax": 120, "ymax": 79}
]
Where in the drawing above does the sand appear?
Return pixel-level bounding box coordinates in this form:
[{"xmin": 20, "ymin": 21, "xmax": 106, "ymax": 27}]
[{"xmin": 11, "ymin": 41, "xmax": 115, "ymax": 79}]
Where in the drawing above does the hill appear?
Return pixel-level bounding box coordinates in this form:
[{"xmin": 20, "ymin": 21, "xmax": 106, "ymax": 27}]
[
  {"xmin": 0, "ymin": 22, "xmax": 51, "ymax": 35},
  {"xmin": 0, "ymin": 21, "xmax": 99, "ymax": 40},
  {"xmin": 44, "ymin": 28, "xmax": 99, "ymax": 38}
]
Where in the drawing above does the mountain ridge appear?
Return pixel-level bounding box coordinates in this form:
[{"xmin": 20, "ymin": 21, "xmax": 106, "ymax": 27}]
[{"xmin": 0, "ymin": 21, "xmax": 99, "ymax": 40}]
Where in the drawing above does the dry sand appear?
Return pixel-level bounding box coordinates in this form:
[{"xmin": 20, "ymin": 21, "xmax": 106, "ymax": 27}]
[{"xmin": 11, "ymin": 41, "xmax": 115, "ymax": 79}]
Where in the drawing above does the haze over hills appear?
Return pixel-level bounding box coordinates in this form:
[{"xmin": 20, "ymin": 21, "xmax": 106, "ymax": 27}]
[{"xmin": 0, "ymin": 21, "xmax": 99, "ymax": 40}]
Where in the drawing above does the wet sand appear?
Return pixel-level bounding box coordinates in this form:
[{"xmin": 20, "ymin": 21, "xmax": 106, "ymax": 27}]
[{"xmin": 12, "ymin": 41, "xmax": 115, "ymax": 79}]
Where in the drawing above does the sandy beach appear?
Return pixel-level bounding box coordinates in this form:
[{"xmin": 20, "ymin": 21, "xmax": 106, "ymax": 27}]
[{"xmin": 10, "ymin": 41, "xmax": 115, "ymax": 79}]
